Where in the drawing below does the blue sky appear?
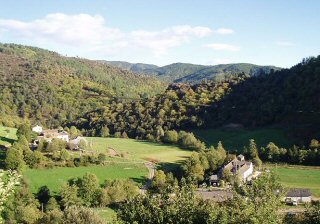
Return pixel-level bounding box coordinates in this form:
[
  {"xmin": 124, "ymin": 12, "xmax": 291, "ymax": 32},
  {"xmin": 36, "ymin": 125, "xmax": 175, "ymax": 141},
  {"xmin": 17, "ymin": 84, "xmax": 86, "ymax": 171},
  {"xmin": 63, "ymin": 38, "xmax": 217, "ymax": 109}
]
[{"xmin": 0, "ymin": 0, "xmax": 319, "ymax": 67}]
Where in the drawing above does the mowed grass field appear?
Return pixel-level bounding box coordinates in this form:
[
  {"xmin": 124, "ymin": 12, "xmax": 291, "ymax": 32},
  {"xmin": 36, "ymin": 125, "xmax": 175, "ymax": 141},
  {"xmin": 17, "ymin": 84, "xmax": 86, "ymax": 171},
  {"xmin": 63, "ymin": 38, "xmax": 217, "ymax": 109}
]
[
  {"xmin": 193, "ymin": 127, "xmax": 292, "ymax": 151},
  {"xmin": 267, "ymin": 165, "xmax": 320, "ymax": 197},
  {"xmin": 24, "ymin": 163, "xmax": 148, "ymax": 194},
  {"xmin": 24, "ymin": 137, "xmax": 193, "ymax": 194},
  {"xmin": 0, "ymin": 126, "xmax": 17, "ymax": 147},
  {"xmin": 86, "ymin": 137, "xmax": 193, "ymax": 164}
]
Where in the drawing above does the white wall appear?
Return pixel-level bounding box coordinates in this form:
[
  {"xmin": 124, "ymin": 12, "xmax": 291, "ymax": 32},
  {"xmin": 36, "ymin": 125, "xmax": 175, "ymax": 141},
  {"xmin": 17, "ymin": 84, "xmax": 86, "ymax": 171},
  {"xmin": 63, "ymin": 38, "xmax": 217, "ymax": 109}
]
[
  {"xmin": 242, "ymin": 163, "xmax": 253, "ymax": 181},
  {"xmin": 286, "ymin": 196, "xmax": 311, "ymax": 203}
]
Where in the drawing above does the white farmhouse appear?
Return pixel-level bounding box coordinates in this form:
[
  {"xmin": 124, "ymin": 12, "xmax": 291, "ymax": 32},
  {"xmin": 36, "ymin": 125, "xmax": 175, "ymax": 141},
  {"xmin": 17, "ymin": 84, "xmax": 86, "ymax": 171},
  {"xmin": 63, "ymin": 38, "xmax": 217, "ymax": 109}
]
[
  {"xmin": 32, "ymin": 125, "xmax": 43, "ymax": 134},
  {"xmin": 220, "ymin": 154, "xmax": 254, "ymax": 182},
  {"xmin": 38, "ymin": 129, "xmax": 69, "ymax": 142}
]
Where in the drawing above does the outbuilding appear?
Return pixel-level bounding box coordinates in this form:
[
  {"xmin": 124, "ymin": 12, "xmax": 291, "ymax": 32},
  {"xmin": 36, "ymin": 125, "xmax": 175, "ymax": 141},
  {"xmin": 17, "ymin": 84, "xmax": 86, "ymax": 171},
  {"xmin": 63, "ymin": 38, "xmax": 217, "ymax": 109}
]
[{"xmin": 285, "ymin": 188, "xmax": 311, "ymax": 204}]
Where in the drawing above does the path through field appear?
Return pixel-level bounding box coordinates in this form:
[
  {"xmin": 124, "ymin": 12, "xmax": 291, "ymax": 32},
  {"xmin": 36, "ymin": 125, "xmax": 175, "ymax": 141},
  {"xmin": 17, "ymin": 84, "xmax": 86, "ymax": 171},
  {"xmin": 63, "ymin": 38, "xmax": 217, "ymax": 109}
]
[{"xmin": 141, "ymin": 162, "xmax": 155, "ymax": 193}]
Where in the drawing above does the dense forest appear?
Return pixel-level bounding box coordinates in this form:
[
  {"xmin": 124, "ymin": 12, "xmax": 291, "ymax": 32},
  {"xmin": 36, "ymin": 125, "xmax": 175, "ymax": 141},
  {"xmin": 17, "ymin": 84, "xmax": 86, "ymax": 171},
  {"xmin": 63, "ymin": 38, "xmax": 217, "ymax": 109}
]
[
  {"xmin": 0, "ymin": 44, "xmax": 165, "ymax": 128},
  {"xmin": 70, "ymin": 75, "xmax": 246, "ymax": 139},
  {"xmin": 0, "ymin": 43, "xmax": 319, "ymax": 145},
  {"xmin": 209, "ymin": 56, "xmax": 320, "ymax": 142},
  {"xmin": 76, "ymin": 56, "xmax": 320, "ymax": 145},
  {"xmin": 104, "ymin": 60, "xmax": 280, "ymax": 83}
]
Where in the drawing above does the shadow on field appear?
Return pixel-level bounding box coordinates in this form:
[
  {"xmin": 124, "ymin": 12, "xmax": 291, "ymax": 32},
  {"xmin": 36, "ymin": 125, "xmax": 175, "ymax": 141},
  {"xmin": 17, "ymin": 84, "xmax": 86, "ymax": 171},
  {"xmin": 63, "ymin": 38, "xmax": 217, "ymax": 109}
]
[
  {"xmin": 158, "ymin": 162, "xmax": 184, "ymax": 178},
  {"xmin": 130, "ymin": 176, "xmax": 148, "ymax": 186}
]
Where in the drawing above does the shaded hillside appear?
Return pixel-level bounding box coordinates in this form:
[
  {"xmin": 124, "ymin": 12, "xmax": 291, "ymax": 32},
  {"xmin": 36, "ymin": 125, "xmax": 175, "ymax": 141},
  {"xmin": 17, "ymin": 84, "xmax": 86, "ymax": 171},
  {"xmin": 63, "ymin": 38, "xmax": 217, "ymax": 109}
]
[
  {"xmin": 78, "ymin": 56, "xmax": 320, "ymax": 145},
  {"xmin": 0, "ymin": 44, "xmax": 165, "ymax": 127},
  {"xmin": 209, "ymin": 56, "xmax": 320, "ymax": 142},
  {"xmin": 103, "ymin": 61, "xmax": 280, "ymax": 83},
  {"xmin": 71, "ymin": 75, "xmax": 246, "ymax": 138}
]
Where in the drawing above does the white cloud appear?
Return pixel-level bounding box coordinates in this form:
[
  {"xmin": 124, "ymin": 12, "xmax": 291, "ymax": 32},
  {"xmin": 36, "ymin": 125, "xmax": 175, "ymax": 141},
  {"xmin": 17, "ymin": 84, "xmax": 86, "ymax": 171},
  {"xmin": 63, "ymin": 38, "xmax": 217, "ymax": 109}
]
[
  {"xmin": 0, "ymin": 13, "xmax": 235, "ymax": 57},
  {"xmin": 215, "ymin": 28, "xmax": 234, "ymax": 34},
  {"xmin": 0, "ymin": 13, "xmax": 123, "ymax": 46},
  {"xmin": 276, "ymin": 41, "xmax": 294, "ymax": 46},
  {"xmin": 131, "ymin": 25, "xmax": 212, "ymax": 55},
  {"xmin": 204, "ymin": 43, "xmax": 240, "ymax": 51}
]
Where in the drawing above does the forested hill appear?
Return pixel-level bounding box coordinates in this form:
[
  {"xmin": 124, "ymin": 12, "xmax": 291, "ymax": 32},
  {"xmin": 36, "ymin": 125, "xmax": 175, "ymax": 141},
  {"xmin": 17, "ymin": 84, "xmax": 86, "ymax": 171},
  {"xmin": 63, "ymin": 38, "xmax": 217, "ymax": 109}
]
[
  {"xmin": 103, "ymin": 61, "xmax": 281, "ymax": 83},
  {"xmin": 77, "ymin": 56, "xmax": 320, "ymax": 144},
  {"xmin": 209, "ymin": 56, "xmax": 320, "ymax": 141},
  {"xmin": 0, "ymin": 44, "xmax": 165, "ymax": 128}
]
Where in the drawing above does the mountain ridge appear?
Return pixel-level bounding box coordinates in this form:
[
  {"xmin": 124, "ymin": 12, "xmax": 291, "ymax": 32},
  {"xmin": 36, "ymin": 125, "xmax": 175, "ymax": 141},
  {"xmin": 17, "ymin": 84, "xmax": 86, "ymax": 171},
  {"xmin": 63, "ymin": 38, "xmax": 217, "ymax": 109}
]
[{"xmin": 102, "ymin": 60, "xmax": 281, "ymax": 83}]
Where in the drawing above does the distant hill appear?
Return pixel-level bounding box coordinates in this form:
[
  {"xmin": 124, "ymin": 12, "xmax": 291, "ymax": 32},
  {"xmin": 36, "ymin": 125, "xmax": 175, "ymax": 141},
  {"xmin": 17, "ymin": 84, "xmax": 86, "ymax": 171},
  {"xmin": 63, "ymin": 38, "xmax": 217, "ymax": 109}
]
[
  {"xmin": 0, "ymin": 44, "xmax": 165, "ymax": 128},
  {"xmin": 103, "ymin": 61, "xmax": 281, "ymax": 83}
]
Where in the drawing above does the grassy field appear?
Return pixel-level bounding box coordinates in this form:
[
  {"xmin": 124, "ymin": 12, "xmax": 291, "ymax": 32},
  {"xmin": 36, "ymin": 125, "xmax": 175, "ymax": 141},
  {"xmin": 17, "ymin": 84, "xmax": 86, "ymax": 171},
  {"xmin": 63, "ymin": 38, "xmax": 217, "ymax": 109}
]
[
  {"xmin": 24, "ymin": 163, "xmax": 148, "ymax": 194},
  {"xmin": 193, "ymin": 127, "xmax": 292, "ymax": 151},
  {"xmin": 267, "ymin": 165, "xmax": 320, "ymax": 197},
  {"xmin": 86, "ymin": 137, "xmax": 193, "ymax": 163},
  {"xmin": 0, "ymin": 126, "xmax": 17, "ymax": 147},
  {"xmin": 24, "ymin": 137, "xmax": 193, "ymax": 194}
]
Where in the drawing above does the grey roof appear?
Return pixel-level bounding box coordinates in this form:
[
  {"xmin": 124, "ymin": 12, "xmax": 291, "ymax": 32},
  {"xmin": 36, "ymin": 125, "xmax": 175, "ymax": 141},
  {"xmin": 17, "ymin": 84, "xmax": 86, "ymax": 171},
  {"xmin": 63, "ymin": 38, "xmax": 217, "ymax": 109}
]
[{"xmin": 287, "ymin": 188, "xmax": 311, "ymax": 197}]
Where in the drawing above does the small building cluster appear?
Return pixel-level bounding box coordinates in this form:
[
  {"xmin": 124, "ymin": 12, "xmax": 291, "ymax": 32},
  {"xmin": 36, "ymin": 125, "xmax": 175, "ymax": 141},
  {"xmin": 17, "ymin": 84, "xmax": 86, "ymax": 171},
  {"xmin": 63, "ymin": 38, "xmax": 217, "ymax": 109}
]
[
  {"xmin": 209, "ymin": 154, "xmax": 254, "ymax": 186},
  {"xmin": 37, "ymin": 129, "xmax": 70, "ymax": 143},
  {"xmin": 32, "ymin": 125, "xmax": 87, "ymax": 150}
]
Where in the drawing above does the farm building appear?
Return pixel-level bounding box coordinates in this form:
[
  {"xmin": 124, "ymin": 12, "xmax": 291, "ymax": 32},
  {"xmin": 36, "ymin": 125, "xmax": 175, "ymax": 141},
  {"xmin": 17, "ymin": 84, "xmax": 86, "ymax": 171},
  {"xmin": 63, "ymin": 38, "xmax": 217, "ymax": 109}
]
[
  {"xmin": 220, "ymin": 154, "xmax": 253, "ymax": 182},
  {"xmin": 208, "ymin": 155, "xmax": 253, "ymax": 185},
  {"xmin": 38, "ymin": 129, "xmax": 69, "ymax": 142},
  {"xmin": 285, "ymin": 188, "xmax": 312, "ymax": 204},
  {"xmin": 68, "ymin": 136, "xmax": 88, "ymax": 150}
]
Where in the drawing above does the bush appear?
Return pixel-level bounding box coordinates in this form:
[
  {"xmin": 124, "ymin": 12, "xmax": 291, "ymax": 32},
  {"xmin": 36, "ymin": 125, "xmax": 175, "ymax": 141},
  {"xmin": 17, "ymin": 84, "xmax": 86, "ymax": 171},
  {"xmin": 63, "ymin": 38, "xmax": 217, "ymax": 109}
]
[
  {"xmin": 114, "ymin": 132, "xmax": 121, "ymax": 138},
  {"xmin": 63, "ymin": 206, "xmax": 104, "ymax": 224},
  {"xmin": 162, "ymin": 130, "xmax": 178, "ymax": 144},
  {"xmin": 5, "ymin": 148, "xmax": 25, "ymax": 171}
]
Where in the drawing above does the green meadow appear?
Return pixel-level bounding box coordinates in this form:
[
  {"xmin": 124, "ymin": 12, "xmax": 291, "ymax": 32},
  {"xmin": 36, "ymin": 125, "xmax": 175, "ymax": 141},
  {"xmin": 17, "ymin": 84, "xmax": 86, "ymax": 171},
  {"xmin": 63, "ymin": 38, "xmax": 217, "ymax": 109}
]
[
  {"xmin": 268, "ymin": 165, "xmax": 320, "ymax": 197},
  {"xmin": 24, "ymin": 163, "xmax": 148, "ymax": 194},
  {"xmin": 86, "ymin": 137, "xmax": 193, "ymax": 163},
  {"xmin": 24, "ymin": 137, "xmax": 193, "ymax": 194},
  {"xmin": 0, "ymin": 126, "xmax": 17, "ymax": 147}
]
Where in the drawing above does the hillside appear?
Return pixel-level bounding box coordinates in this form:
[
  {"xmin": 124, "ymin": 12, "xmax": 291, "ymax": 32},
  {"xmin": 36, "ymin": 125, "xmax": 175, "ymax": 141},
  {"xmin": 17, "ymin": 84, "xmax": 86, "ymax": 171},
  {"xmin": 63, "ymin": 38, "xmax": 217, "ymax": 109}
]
[
  {"xmin": 103, "ymin": 61, "xmax": 280, "ymax": 83},
  {"xmin": 77, "ymin": 56, "xmax": 320, "ymax": 145},
  {"xmin": 0, "ymin": 44, "xmax": 165, "ymax": 128},
  {"xmin": 208, "ymin": 56, "xmax": 320, "ymax": 142}
]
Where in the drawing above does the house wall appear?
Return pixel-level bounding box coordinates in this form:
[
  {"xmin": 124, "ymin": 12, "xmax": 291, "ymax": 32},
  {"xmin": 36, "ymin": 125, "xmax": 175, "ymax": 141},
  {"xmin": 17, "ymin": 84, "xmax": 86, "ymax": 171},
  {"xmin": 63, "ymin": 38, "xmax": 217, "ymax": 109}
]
[
  {"xmin": 242, "ymin": 163, "xmax": 253, "ymax": 181},
  {"xmin": 286, "ymin": 196, "xmax": 311, "ymax": 203},
  {"xmin": 57, "ymin": 135, "xmax": 69, "ymax": 142}
]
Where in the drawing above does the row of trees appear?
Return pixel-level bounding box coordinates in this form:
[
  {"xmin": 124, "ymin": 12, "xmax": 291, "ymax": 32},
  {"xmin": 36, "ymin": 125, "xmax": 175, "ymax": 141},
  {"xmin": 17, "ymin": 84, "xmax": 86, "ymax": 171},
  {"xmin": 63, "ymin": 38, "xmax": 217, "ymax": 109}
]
[
  {"xmin": 60, "ymin": 173, "xmax": 139, "ymax": 208},
  {"xmin": 247, "ymin": 139, "xmax": 320, "ymax": 166}
]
